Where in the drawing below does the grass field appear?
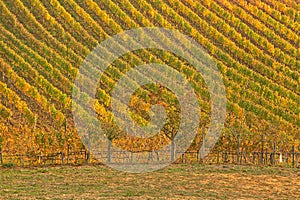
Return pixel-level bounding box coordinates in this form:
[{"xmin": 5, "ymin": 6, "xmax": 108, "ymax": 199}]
[{"xmin": 0, "ymin": 164, "xmax": 299, "ymax": 199}]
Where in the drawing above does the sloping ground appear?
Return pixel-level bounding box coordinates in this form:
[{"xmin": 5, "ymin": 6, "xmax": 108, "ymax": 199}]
[{"xmin": 0, "ymin": 0, "xmax": 299, "ymax": 156}]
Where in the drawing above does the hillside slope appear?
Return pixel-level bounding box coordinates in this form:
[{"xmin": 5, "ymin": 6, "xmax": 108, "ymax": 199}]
[{"xmin": 0, "ymin": 0, "xmax": 299, "ymax": 156}]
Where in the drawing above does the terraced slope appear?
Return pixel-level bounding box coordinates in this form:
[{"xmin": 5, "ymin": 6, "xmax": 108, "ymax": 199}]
[{"xmin": 0, "ymin": 0, "xmax": 299, "ymax": 156}]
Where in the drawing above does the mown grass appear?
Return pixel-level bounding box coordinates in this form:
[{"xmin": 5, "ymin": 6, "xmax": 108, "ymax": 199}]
[{"xmin": 0, "ymin": 164, "xmax": 299, "ymax": 199}]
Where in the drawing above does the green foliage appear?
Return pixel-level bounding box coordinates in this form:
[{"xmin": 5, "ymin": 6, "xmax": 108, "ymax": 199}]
[
  {"xmin": 0, "ymin": 0, "xmax": 299, "ymax": 157},
  {"xmin": 1, "ymin": 162, "xmax": 15, "ymax": 168}
]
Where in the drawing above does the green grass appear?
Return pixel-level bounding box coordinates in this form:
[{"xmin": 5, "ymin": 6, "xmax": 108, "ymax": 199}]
[{"xmin": 0, "ymin": 164, "xmax": 299, "ymax": 199}]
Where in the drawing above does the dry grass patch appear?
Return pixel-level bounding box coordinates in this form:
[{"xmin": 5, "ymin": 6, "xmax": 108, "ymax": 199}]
[{"xmin": 0, "ymin": 164, "xmax": 299, "ymax": 199}]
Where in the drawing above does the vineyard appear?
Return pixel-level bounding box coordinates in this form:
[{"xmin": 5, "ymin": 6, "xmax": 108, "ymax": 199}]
[{"xmin": 0, "ymin": 0, "xmax": 299, "ymax": 166}]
